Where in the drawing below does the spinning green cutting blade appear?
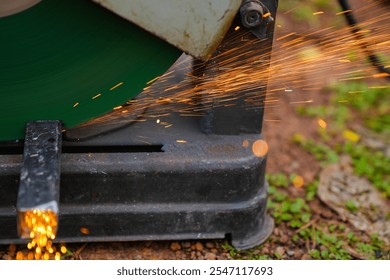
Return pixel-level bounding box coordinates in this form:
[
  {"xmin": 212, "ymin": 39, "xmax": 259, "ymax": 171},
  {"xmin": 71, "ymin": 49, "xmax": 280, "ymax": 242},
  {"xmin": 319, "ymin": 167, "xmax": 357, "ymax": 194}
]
[
  {"xmin": 0, "ymin": 0, "xmax": 243, "ymax": 141},
  {"xmin": 0, "ymin": 0, "xmax": 182, "ymax": 141}
]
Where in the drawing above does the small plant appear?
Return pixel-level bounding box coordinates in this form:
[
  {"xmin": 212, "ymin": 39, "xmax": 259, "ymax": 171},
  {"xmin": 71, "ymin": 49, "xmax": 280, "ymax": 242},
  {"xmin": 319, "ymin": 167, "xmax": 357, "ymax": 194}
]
[
  {"xmin": 221, "ymin": 243, "xmax": 272, "ymax": 260},
  {"xmin": 345, "ymin": 200, "xmax": 359, "ymax": 213},
  {"xmin": 267, "ymin": 176, "xmax": 311, "ymax": 229},
  {"xmin": 296, "ymin": 225, "xmax": 388, "ymax": 260},
  {"xmin": 292, "ymin": 134, "xmax": 339, "ymax": 165},
  {"xmin": 221, "ymin": 243, "xmax": 238, "ymax": 258},
  {"xmin": 278, "ymin": 0, "xmax": 340, "ymax": 27},
  {"xmin": 295, "ymin": 227, "xmax": 353, "ymax": 260},
  {"xmin": 295, "ymin": 105, "xmax": 350, "ymax": 129},
  {"xmin": 330, "ymin": 81, "xmax": 390, "ymax": 135},
  {"xmin": 343, "ymin": 142, "xmax": 390, "ymax": 197},
  {"xmin": 266, "ymin": 173, "xmax": 289, "ymax": 188},
  {"xmin": 356, "ymin": 234, "xmax": 388, "ymax": 260},
  {"xmin": 305, "ymin": 180, "xmax": 318, "ymax": 201}
]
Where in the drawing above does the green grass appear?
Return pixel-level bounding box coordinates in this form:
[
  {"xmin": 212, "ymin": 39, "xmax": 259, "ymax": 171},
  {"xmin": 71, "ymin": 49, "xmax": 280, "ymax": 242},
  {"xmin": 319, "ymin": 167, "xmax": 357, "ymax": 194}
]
[
  {"xmin": 296, "ymin": 81, "xmax": 390, "ymax": 135},
  {"xmin": 278, "ymin": 0, "xmax": 340, "ymax": 27},
  {"xmin": 285, "ymin": 79, "xmax": 390, "ymax": 258},
  {"xmin": 330, "ymin": 81, "xmax": 390, "ymax": 135},
  {"xmin": 278, "ymin": 0, "xmax": 344, "ymax": 27},
  {"xmin": 292, "ymin": 134, "xmax": 339, "ymax": 165},
  {"xmin": 300, "ymin": 229, "xmax": 353, "ymax": 260},
  {"xmin": 294, "ymin": 136, "xmax": 390, "ymax": 197},
  {"xmin": 305, "ymin": 180, "xmax": 319, "ymax": 201},
  {"xmin": 293, "ymin": 80, "xmax": 390, "ymax": 197},
  {"xmin": 222, "ymin": 168, "xmax": 389, "ymax": 260},
  {"xmin": 296, "ymin": 105, "xmax": 350, "ymax": 129},
  {"xmin": 342, "ymin": 142, "xmax": 390, "ymax": 197},
  {"xmin": 345, "ymin": 200, "xmax": 359, "ymax": 213},
  {"xmin": 221, "ymin": 243, "xmax": 272, "ymax": 260},
  {"xmin": 228, "ymin": 30, "xmax": 389, "ymax": 259},
  {"xmin": 268, "ymin": 195, "xmax": 312, "ymax": 229}
]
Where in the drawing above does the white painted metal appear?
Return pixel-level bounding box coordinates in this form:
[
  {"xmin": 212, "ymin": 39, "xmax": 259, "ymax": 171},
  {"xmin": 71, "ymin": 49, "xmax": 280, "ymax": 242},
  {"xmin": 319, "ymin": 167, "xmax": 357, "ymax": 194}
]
[
  {"xmin": 0, "ymin": 0, "xmax": 41, "ymax": 17},
  {"xmin": 93, "ymin": 0, "xmax": 242, "ymax": 60}
]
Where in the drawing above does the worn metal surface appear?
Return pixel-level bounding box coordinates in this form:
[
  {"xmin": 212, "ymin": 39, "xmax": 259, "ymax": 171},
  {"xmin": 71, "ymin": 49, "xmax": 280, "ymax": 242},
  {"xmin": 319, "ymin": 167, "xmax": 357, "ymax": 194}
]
[
  {"xmin": 0, "ymin": 0, "xmax": 41, "ymax": 17},
  {"xmin": 93, "ymin": 0, "xmax": 242, "ymax": 60},
  {"xmin": 16, "ymin": 120, "xmax": 61, "ymax": 238}
]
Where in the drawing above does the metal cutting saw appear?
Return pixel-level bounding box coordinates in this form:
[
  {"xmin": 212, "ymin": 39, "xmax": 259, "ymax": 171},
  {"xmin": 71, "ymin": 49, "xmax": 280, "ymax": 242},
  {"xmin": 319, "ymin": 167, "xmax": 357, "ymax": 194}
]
[{"xmin": 0, "ymin": 0, "xmax": 278, "ymax": 249}]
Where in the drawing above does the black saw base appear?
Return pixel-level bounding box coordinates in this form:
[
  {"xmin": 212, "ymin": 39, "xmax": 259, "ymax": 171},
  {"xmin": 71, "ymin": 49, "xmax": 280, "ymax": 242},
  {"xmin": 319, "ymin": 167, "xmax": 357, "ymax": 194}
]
[{"xmin": 0, "ymin": 112, "xmax": 273, "ymax": 250}]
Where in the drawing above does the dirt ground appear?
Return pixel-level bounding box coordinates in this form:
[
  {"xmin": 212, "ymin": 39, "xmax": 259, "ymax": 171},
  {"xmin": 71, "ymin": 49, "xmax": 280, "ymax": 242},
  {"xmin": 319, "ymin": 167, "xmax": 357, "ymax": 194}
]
[{"xmin": 1, "ymin": 0, "xmax": 389, "ymax": 260}]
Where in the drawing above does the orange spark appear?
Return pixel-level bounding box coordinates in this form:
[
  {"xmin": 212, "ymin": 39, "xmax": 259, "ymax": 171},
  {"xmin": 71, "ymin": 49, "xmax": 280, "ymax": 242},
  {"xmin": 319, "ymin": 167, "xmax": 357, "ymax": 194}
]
[
  {"xmin": 252, "ymin": 139, "xmax": 268, "ymax": 157},
  {"xmin": 293, "ymin": 175, "xmax": 304, "ymax": 188},
  {"xmin": 80, "ymin": 227, "xmax": 90, "ymax": 235},
  {"xmin": 109, "ymin": 82, "xmax": 124, "ymax": 91},
  {"xmin": 317, "ymin": 118, "xmax": 327, "ymax": 129}
]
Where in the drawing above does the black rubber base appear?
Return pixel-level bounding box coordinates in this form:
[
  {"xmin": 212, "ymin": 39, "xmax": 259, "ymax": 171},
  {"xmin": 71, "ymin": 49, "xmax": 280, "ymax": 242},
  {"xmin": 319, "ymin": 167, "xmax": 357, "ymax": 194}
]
[{"xmin": 0, "ymin": 112, "xmax": 273, "ymax": 249}]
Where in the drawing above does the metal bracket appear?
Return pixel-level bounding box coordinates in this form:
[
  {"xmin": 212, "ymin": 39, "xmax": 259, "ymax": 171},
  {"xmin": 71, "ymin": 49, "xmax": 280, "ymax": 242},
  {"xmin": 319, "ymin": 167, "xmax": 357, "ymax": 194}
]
[{"xmin": 197, "ymin": 0, "xmax": 278, "ymax": 135}]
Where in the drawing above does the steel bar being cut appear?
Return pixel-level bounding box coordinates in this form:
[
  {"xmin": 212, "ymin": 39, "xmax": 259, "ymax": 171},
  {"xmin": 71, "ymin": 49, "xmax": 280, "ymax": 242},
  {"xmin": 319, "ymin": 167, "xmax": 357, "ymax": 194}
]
[{"xmin": 17, "ymin": 121, "xmax": 62, "ymax": 240}]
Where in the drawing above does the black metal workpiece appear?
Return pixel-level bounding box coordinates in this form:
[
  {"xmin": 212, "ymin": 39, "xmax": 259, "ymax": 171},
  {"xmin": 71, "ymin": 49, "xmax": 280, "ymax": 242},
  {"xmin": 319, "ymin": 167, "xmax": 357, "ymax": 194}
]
[{"xmin": 16, "ymin": 120, "xmax": 62, "ymax": 238}]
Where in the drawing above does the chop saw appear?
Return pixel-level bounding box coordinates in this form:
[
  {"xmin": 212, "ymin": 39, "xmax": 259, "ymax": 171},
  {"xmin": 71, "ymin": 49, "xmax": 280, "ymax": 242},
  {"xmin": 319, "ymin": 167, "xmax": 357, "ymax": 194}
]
[{"xmin": 0, "ymin": 0, "xmax": 278, "ymax": 250}]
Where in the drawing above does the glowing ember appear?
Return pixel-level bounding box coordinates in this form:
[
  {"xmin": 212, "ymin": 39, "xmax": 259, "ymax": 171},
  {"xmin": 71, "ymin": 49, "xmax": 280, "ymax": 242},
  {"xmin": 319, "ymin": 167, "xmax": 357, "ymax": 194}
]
[
  {"xmin": 109, "ymin": 82, "xmax": 124, "ymax": 91},
  {"xmin": 317, "ymin": 118, "xmax": 327, "ymax": 129},
  {"xmin": 80, "ymin": 227, "xmax": 90, "ymax": 235},
  {"xmin": 60, "ymin": 246, "xmax": 67, "ymax": 254},
  {"xmin": 372, "ymin": 73, "xmax": 390, "ymax": 78},
  {"xmin": 336, "ymin": 10, "xmax": 352, "ymax": 16},
  {"xmin": 242, "ymin": 139, "xmax": 249, "ymax": 148},
  {"xmin": 263, "ymin": 12, "xmax": 271, "ymax": 18},
  {"xmin": 252, "ymin": 139, "xmax": 268, "ymax": 157},
  {"xmin": 292, "ymin": 175, "xmax": 304, "ymax": 188},
  {"xmin": 16, "ymin": 209, "xmax": 66, "ymax": 260},
  {"xmin": 147, "ymin": 76, "xmax": 160, "ymax": 85},
  {"xmin": 92, "ymin": 93, "xmax": 102, "ymax": 100}
]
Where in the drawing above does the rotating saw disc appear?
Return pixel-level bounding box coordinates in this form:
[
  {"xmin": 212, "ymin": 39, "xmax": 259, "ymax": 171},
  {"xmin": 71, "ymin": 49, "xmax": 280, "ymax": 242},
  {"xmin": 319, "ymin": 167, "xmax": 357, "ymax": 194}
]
[{"xmin": 0, "ymin": 0, "xmax": 181, "ymax": 141}]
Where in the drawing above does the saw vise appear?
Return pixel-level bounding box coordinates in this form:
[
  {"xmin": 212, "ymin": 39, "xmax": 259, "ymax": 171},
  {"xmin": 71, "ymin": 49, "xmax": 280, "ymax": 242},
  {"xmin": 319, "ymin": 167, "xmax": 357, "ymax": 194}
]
[{"xmin": 0, "ymin": 0, "xmax": 278, "ymax": 250}]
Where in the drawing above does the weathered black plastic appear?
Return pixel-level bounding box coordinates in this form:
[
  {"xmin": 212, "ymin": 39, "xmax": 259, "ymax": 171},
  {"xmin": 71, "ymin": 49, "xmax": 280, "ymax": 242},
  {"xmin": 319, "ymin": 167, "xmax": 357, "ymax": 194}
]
[{"xmin": 0, "ymin": 113, "xmax": 273, "ymax": 249}]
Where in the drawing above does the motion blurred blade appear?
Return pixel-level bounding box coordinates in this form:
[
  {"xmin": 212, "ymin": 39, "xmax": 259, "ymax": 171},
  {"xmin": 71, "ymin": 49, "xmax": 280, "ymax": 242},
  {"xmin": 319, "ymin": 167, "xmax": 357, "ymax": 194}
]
[{"xmin": 0, "ymin": 0, "xmax": 181, "ymax": 141}]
